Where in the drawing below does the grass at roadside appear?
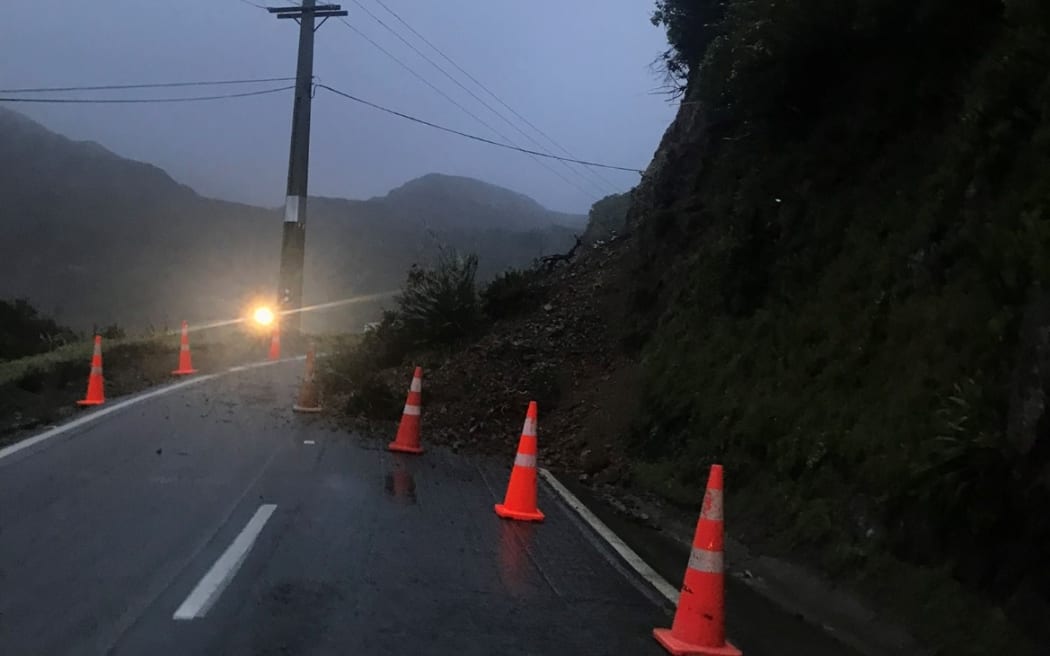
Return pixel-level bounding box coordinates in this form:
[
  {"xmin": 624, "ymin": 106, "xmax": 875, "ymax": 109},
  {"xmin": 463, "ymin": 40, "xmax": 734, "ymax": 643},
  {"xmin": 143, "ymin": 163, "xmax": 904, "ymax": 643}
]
[{"xmin": 0, "ymin": 341, "xmax": 97, "ymax": 387}]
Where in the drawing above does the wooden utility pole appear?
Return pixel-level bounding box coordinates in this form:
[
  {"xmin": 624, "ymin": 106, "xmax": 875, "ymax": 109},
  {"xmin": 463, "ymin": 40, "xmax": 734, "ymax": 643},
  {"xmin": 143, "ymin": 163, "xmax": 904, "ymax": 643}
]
[{"xmin": 269, "ymin": 1, "xmax": 346, "ymax": 332}]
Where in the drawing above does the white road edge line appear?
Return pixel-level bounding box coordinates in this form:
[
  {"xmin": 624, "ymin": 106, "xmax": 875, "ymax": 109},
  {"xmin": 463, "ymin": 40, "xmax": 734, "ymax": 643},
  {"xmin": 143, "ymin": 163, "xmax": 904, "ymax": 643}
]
[
  {"xmin": 173, "ymin": 503, "xmax": 277, "ymax": 620},
  {"xmin": 0, "ymin": 356, "xmax": 307, "ymax": 463},
  {"xmin": 538, "ymin": 468, "xmax": 679, "ymax": 604}
]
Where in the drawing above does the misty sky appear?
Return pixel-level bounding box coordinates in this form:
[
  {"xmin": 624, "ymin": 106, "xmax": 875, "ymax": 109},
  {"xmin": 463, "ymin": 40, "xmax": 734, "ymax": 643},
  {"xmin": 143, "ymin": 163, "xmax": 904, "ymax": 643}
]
[{"xmin": 0, "ymin": 1, "xmax": 676, "ymax": 214}]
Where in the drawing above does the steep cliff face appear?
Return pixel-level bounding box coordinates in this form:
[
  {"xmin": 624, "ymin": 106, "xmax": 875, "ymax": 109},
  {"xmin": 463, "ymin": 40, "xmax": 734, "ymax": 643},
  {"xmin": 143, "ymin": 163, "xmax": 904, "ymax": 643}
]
[
  {"xmin": 621, "ymin": 1, "xmax": 1050, "ymax": 652},
  {"xmin": 626, "ymin": 74, "xmax": 706, "ymax": 233}
]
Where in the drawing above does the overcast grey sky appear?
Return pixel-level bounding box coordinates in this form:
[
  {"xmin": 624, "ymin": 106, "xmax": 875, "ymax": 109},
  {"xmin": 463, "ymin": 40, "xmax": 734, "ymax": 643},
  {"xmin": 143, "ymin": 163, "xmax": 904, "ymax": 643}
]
[{"xmin": 0, "ymin": 1, "xmax": 676, "ymax": 213}]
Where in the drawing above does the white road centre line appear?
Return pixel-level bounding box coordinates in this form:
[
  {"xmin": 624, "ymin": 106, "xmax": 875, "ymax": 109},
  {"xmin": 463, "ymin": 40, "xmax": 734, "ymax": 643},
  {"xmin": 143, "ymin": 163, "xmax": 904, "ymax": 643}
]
[
  {"xmin": 173, "ymin": 504, "xmax": 278, "ymax": 620},
  {"xmin": 538, "ymin": 468, "xmax": 679, "ymax": 604},
  {"xmin": 303, "ymin": 440, "xmax": 316, "ymax": 445},
  {"xmin": 0, "ymin": 356, "xmax": 306, "ymax": 463}
]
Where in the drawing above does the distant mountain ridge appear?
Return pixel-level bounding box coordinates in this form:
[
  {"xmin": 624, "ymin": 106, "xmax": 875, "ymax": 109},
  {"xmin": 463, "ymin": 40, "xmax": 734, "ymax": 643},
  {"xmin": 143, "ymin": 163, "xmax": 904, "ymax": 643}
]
[
  {"xmin": 0, "ymin": 108, "xmax": 195, "ymax": 205},
  {"xmin": 374, "ymin": 173, "xmax": 586, "ymax": 232},
  {"xmin": 0, "ymin": 107, "xmax": 583, "ymax": 331}
]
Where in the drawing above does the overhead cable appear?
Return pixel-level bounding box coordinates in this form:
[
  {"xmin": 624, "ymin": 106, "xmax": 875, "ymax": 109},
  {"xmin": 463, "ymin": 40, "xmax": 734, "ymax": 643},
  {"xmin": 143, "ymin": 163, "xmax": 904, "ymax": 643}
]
[
  {"xmin": 318, "ymin": 84, "xmax": 643, "ymax": 173},
  {"xmin": 0, "ymin": 77, "xmax": 298, "ymax": 94},
  {"xmin": 0, "ymin": 85, "xmax": 295, "ymax": 104},
  {"xmin": 336, "ymin": 18, "xmax": 598, "ymax": 199},
  {"xmin": 370, "ymin": 0, "xmax": 622, "ymax": 192}
]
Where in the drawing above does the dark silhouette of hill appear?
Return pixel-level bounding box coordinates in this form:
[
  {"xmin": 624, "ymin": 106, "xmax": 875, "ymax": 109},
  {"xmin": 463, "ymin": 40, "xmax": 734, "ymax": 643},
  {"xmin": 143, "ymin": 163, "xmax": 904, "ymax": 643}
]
[{"xmin": 0, "ymin": 107, "xmax": 581, "ymax": 331}]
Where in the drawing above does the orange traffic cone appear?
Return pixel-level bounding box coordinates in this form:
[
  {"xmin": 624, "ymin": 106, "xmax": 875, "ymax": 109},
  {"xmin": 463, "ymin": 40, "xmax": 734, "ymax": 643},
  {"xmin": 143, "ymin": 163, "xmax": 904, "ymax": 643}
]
[
  {"xmin": 77, "ymin": 335, "xmax": 105, "ymax": 407},
  {"xmin": 172, "ymin": 321, "xmax": 198, "ymax": 375},
  {"xmin": 293, "ymin": 343, "xmax": 322, "ymax": 413},
  {"xmin": 494, "ymin": 401, "xmax": 544, "ymax": 522},
  {"xmin": 268, "ymin": 328, "xmax": 281, "ymax": 361},
  {"xmin": 653, "ymin": 464, "xmax": 741, "ymax": 656},
  {"xmin": 388, "ymin": 367, "xmax": 424, "ymax": 454}
]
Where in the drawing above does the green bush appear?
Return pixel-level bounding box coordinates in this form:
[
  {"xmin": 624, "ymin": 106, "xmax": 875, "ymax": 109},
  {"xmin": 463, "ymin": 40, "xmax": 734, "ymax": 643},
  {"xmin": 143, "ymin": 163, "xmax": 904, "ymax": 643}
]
[
  {"xmin": 0, "ymin": 298, "xmax": 77, "ymax": 361},
  {"xmin": 343, "ymin": 373, "xmax": 402, "ymax": 419},
  {"xmin": 323, "ymin": 252, "xmax": 481, "ymax": 418},
  {"xmin": 480, "ymin": 268, "xmax": 542, "ymax": 320},
  {"xmin": 321, "ymin": 310, "xmax": 411, "ymax": 399},
  {"xmin": 99, "ymin": 324, "xmax": 126, "ymax": 340},
  {"xmin": 397, "ymin": 249, "xmax": 480, "ymax": 345},
  {"xmin": 651, "ymin": 0, "xmax": 728, "ymax": 90}
]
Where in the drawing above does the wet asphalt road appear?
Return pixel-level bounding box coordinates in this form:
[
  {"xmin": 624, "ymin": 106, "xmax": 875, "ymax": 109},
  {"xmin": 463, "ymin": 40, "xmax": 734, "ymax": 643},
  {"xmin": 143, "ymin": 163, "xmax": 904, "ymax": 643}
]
[{"xmin": 0, "ymin": 363, "xmax": 671, "ymax": 656}]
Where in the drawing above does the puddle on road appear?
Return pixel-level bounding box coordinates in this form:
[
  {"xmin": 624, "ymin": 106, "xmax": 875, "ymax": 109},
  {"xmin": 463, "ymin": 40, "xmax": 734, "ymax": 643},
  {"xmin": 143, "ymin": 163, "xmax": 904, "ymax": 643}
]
[
  {"xmin": 498, "ymin": 521, "xmax": 534, "ymax": 596},
  {"xmin": 383, "ymin": 467, "xmax": 417, "ymax": 504}
]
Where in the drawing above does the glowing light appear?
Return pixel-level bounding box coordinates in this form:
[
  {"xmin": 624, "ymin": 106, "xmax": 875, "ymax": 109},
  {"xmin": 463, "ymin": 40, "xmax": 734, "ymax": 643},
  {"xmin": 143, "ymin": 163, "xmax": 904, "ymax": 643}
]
[{"xmin": 253, "ymin": 306, "xmax": 275, "ymax": 326}]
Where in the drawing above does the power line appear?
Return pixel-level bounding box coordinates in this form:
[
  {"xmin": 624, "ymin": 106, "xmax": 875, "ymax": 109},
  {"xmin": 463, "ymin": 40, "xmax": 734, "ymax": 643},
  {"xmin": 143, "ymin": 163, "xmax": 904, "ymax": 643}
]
[
  {"xmin": 335, "ymin": 18, "xmax": 596, "ymax": 200},
  {"xmin": 370, "ymin": 0, "xmax": 622, "ymax": 193},
  {"xmin": 318, "ymin": 84, "xmax": 643, "ymax": 173},
  {"xmin": 337, "ymin": 19, "xmax": 484, "ymax": 134},
  {"xmin": 0, "ymin": 85, "xmax": 295, "ymax": 104},
  {"xmin": 335, "ymin": 18, "xmax": 598, "ymax": 200},
  {"xmin": 0, "ymin": 77, "xmax": 298, "ymax": 94},
  {"xmin": 235, "ymin": 0, "xmax": 296, "ymax": 9},
  {"xmin": 350, "ymin": 0, "xmax": 611, "ymax": 197}
]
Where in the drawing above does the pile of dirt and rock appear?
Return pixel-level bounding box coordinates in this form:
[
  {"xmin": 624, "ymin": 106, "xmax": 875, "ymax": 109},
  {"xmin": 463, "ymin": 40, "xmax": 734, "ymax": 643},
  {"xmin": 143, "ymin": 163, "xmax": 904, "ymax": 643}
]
[{"xmin": 334, "ymin": 235, "xmax": 645, "ymax": 485}]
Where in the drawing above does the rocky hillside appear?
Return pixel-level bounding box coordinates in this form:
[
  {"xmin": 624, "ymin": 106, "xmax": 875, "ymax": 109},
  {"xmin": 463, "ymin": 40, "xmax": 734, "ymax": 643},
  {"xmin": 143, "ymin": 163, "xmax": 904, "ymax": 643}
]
[
  {"xmin": 328, "ymin": 1, "xmax": 1050, "ymax": 653},
  {"xmin": 0, "ymin": 108, "xmax": 582, "ymax": 331},
  {"xmin": 631, "ymin": 1, "xmax": 1049, "ymax": 652}
]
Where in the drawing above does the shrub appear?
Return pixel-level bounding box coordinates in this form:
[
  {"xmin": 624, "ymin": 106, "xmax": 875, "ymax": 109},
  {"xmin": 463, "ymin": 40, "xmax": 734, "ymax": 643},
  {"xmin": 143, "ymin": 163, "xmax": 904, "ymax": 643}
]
[
  {"xmin": 322, "ymin": 330, "xmax": 404, "ymax": 419},
  {"xmin": 99, "ymin": 324, "xmax": 126, "ymax": 340},
  {"xmin": 480, "ymin": 268, "xmax": 542, "ymax": 320},
  {"xmin": 323, "ymin": 252, "xmax": 481, "ymax": 418},
  {"xmin": 397, "ymin": 249, "xmax": 480, "ymax": 346},
  {"xmin": 651, "ymin": 1, "xmax": 728, "ymax": 92},
  {"xmin": 0, "ymin": 298, "xmax": 77, "ymax": 361},
  {"xmin": 343, "ymin": 374, "xmax": 402, "ymax": 419}
]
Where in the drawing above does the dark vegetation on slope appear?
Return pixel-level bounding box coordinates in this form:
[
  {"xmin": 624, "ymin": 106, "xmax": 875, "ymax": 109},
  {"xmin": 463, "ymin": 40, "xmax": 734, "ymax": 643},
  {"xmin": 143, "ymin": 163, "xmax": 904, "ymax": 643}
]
[
  {"xmin": 0, "ymin": 299, "xmax": 77, "ymax": 360},
  {"xmin": 631, "ymin": 0, "xmax": 1050, "ymax": 652}
]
